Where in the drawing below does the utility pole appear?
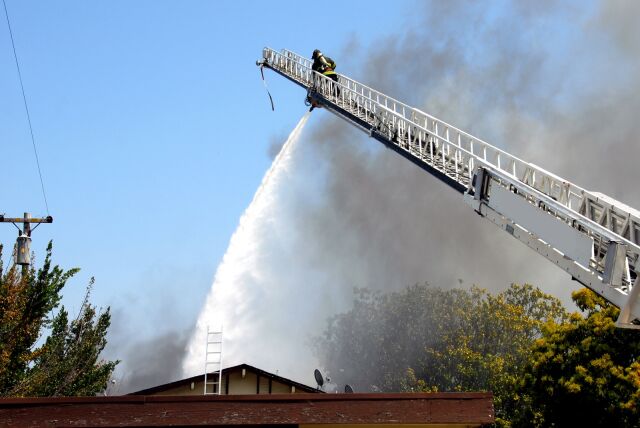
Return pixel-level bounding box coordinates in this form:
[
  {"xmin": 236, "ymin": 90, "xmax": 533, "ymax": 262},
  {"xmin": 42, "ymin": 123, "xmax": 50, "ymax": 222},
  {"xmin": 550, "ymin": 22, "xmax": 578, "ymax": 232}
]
[{"xmin": 1, "ymin": 213, "xmax": 53, "ymax": 274}]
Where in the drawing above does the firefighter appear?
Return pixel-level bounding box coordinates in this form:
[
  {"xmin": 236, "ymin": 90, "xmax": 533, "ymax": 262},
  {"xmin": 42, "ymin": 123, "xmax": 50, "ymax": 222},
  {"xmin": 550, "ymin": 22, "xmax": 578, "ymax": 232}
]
[{"xmin": 311, "ymin": 49, "xmax": 338, "ymax": 84}]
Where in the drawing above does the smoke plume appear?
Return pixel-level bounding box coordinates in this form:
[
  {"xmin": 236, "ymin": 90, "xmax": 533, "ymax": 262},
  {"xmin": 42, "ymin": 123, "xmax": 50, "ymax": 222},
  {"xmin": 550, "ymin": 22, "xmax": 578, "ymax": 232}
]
[
  {"xmin": 142, "ymin": 0, "xmax": 640, "ymax": 390},
  {"xmin": 294, "ymin": 0, "xmax": 640, "ymax": 307}
]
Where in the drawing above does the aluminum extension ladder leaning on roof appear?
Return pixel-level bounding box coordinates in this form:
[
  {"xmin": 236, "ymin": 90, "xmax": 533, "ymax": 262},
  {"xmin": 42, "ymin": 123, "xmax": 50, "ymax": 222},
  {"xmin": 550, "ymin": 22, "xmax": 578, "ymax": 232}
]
[{"xmin": 257, "ymin": 47, "xmax": 640, "ymax": 328}]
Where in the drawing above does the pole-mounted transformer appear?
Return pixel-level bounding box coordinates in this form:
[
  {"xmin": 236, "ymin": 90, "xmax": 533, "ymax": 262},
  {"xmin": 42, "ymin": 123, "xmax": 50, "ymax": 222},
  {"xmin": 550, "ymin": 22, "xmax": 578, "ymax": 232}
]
[
  {"xmin": 1, "ymin": 213, "xmax": 53, "ymax": 266},
  {"xmin": 16, "ymin": 233, "xmax": 31, "ymax": 265}
]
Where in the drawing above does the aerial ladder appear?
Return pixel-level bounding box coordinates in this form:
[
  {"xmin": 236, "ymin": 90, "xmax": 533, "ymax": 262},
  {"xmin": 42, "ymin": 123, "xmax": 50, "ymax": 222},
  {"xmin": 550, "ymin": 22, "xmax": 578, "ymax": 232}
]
[{"xmin": 257, "ymin": 48, "xmax": 640, "ymax": 328}]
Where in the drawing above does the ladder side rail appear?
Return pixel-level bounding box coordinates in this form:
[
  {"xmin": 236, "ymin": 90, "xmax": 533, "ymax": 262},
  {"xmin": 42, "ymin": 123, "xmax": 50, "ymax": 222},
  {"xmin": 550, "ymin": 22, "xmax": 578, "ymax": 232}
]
[
  {"xmin": 338, "ymin": 68, "xmax": 640, "ymax": 242},
  {"xmin": 415, "ymin": 113, "xmax": 640, "ymax": 246},
  {"xmin": 263, "ymin": 48, "xmax": 313, "ymax": 87},
  {"xmin": 218, "ymin": 330, "xmax": 223, "ymax": 395},
  {"xmin": 478, "ymin": 167, "xmax": 640, "ymax": 308},
  {"xmin": 301, "ymin": 69, "xmax": 471, "ymax": 190},
  {"xmin": 308, "ymin": 69, "xmax": 499, "ymax": 189},
  {"xmin": 305, "ymin": 65, "xmax": 578, "ymax": 204},
  {"xmin": 203, "ymin": 328, "xmax": 210, "ymax": 395},
  {"xmin": 579, "ymin": 193, "xmax": 640, "ymax": 245},
  {"xmin": 473, "ymin": 167, "xmax": 640, "ymax": 287},
  {"xmin": 282, "ymin": 48, "xmax": 313, "ymax": 69},
  {"xmin": 267, "ymin": 47, "xmax": 419, "ymax": 120},
  {"xmin": 334, "ymin": 67, "xmax": 640, "ymax": 245},
  {"xmin": 473, "ymin": 173, "xmax": 640, "ymax": 326},
  {"xmin": 481, "ymin": 165, "xmax": 640, "ymax": 262},
  {"xmin": 263, "ymin": 47, "xmax": 640, "ymax": 246}
]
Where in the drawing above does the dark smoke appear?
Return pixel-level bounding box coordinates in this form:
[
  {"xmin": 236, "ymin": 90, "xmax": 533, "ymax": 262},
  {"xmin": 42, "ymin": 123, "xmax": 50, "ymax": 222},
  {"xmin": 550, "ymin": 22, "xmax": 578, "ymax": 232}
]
[
  {"xmin": 294, "ymin": 0, "xmax": 640, "ymax": 387},
  {"xmin": 105, "ymin": 324, "xmax": 190, "ymax": 394},
  {"xmin": 522, "ymin": 0, "xmax": 640, "ymax": 203}
]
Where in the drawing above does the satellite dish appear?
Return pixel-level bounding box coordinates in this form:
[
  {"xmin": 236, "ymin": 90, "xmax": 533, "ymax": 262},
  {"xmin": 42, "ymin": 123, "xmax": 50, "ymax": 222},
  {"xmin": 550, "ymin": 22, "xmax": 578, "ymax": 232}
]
[
  {"xmin": 314, "ymin": 369, "xmax": 324, "ymax": 387},
  {"xmin": 344, "ymin": 384, "xmax": 354, "ymax": 393}
]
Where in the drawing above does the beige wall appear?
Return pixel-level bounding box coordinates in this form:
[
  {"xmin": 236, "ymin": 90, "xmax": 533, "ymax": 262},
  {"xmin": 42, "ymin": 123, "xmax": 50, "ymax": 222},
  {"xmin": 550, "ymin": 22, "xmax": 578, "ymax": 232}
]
[
  {"xmin": 152, "ymin": 378, "xmax": 205, "ymax": 396},
  {"xmin": 271, "ymin": 380, "xmax": 294, "ymax": 394},
  {"xmin": 228, "ymin": 370, "xmax": 256, "ymax": 394},
  {"xmin": 145, "ymin": 368, "xmax": 314, "ymax": 396},
  {"xmin": 225, "ymin": 369, "xmax": 308, "ymax": 394}
]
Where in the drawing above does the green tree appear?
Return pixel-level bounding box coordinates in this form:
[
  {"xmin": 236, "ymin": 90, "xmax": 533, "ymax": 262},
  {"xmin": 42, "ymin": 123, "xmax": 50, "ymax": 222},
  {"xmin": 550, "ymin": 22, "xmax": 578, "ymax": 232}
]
[
  {"xmin": 0, "ymin": 242, "xmax": 118, "ymax": 396},
  {"xmin": 316, "ymin": 283, "xmax": 566, "ymax": 426},
  {"xmin": 315, "ymin": 284, "xmax": 475, "ymax": 391},
  {"xmin": 403, "ymin": 284, "xmax": 566, "ymax": 426},
  {"xmin": 515, "ymin": 288, "xmax": 640, "ymax": 427}
]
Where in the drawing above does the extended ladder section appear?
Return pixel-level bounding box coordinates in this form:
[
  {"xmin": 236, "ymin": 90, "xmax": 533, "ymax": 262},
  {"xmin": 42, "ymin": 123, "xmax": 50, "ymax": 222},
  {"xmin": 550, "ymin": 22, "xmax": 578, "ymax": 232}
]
[
  {"xmin": 204, "ymin": 327, "xmax": 223, "ymax": 395},
  {"xmin": 258, "ymin": 47, "xmax": 640, "ymax": 328}
]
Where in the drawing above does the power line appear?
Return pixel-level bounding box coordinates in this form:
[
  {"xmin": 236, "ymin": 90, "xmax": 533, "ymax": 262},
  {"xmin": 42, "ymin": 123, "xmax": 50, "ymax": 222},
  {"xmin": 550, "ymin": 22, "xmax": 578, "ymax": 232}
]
[{"xmin": 2, "ymin": 0, "xmax": 50, "ymax": 215}]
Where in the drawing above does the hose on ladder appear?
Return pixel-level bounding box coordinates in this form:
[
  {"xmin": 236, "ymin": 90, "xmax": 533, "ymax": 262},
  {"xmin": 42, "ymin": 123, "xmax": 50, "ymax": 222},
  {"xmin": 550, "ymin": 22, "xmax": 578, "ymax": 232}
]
[{"xmin": 259, "ymin": 65, "xmax": 275, "ymax": 111}]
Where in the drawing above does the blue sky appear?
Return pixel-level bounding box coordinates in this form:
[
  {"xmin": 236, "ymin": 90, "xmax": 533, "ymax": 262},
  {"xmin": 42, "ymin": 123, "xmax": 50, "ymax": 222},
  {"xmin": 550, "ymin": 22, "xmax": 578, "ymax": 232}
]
[{"xmin": 0, "ymin": 1, "xmax": 417, "ymax": 342}]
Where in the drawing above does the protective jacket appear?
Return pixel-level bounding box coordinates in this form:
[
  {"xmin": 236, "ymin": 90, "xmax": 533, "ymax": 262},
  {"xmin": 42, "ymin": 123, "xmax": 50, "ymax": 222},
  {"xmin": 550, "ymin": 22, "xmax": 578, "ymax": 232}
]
[{"xmin": 312, "ymin": 53, "xmax": 337, "ymax": 78}]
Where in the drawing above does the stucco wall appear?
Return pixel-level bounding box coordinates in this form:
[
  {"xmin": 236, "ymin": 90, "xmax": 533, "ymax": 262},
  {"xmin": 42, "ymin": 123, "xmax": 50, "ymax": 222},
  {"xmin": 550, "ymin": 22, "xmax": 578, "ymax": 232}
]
[{"xmin": 140, "ymin": 366, "xmax": 315, "ymax": 396}]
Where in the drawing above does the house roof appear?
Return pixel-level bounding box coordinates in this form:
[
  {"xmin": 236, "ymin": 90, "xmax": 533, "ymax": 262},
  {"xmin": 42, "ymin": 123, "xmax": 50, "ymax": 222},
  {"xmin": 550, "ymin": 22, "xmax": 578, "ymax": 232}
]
[
  {"xmin": 129, "ymin": 363, "xmax": 320, "ymax": 395},
  {"xmin": 0, "ymin": 392, "xmax": 494, "ymax": 427}
]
